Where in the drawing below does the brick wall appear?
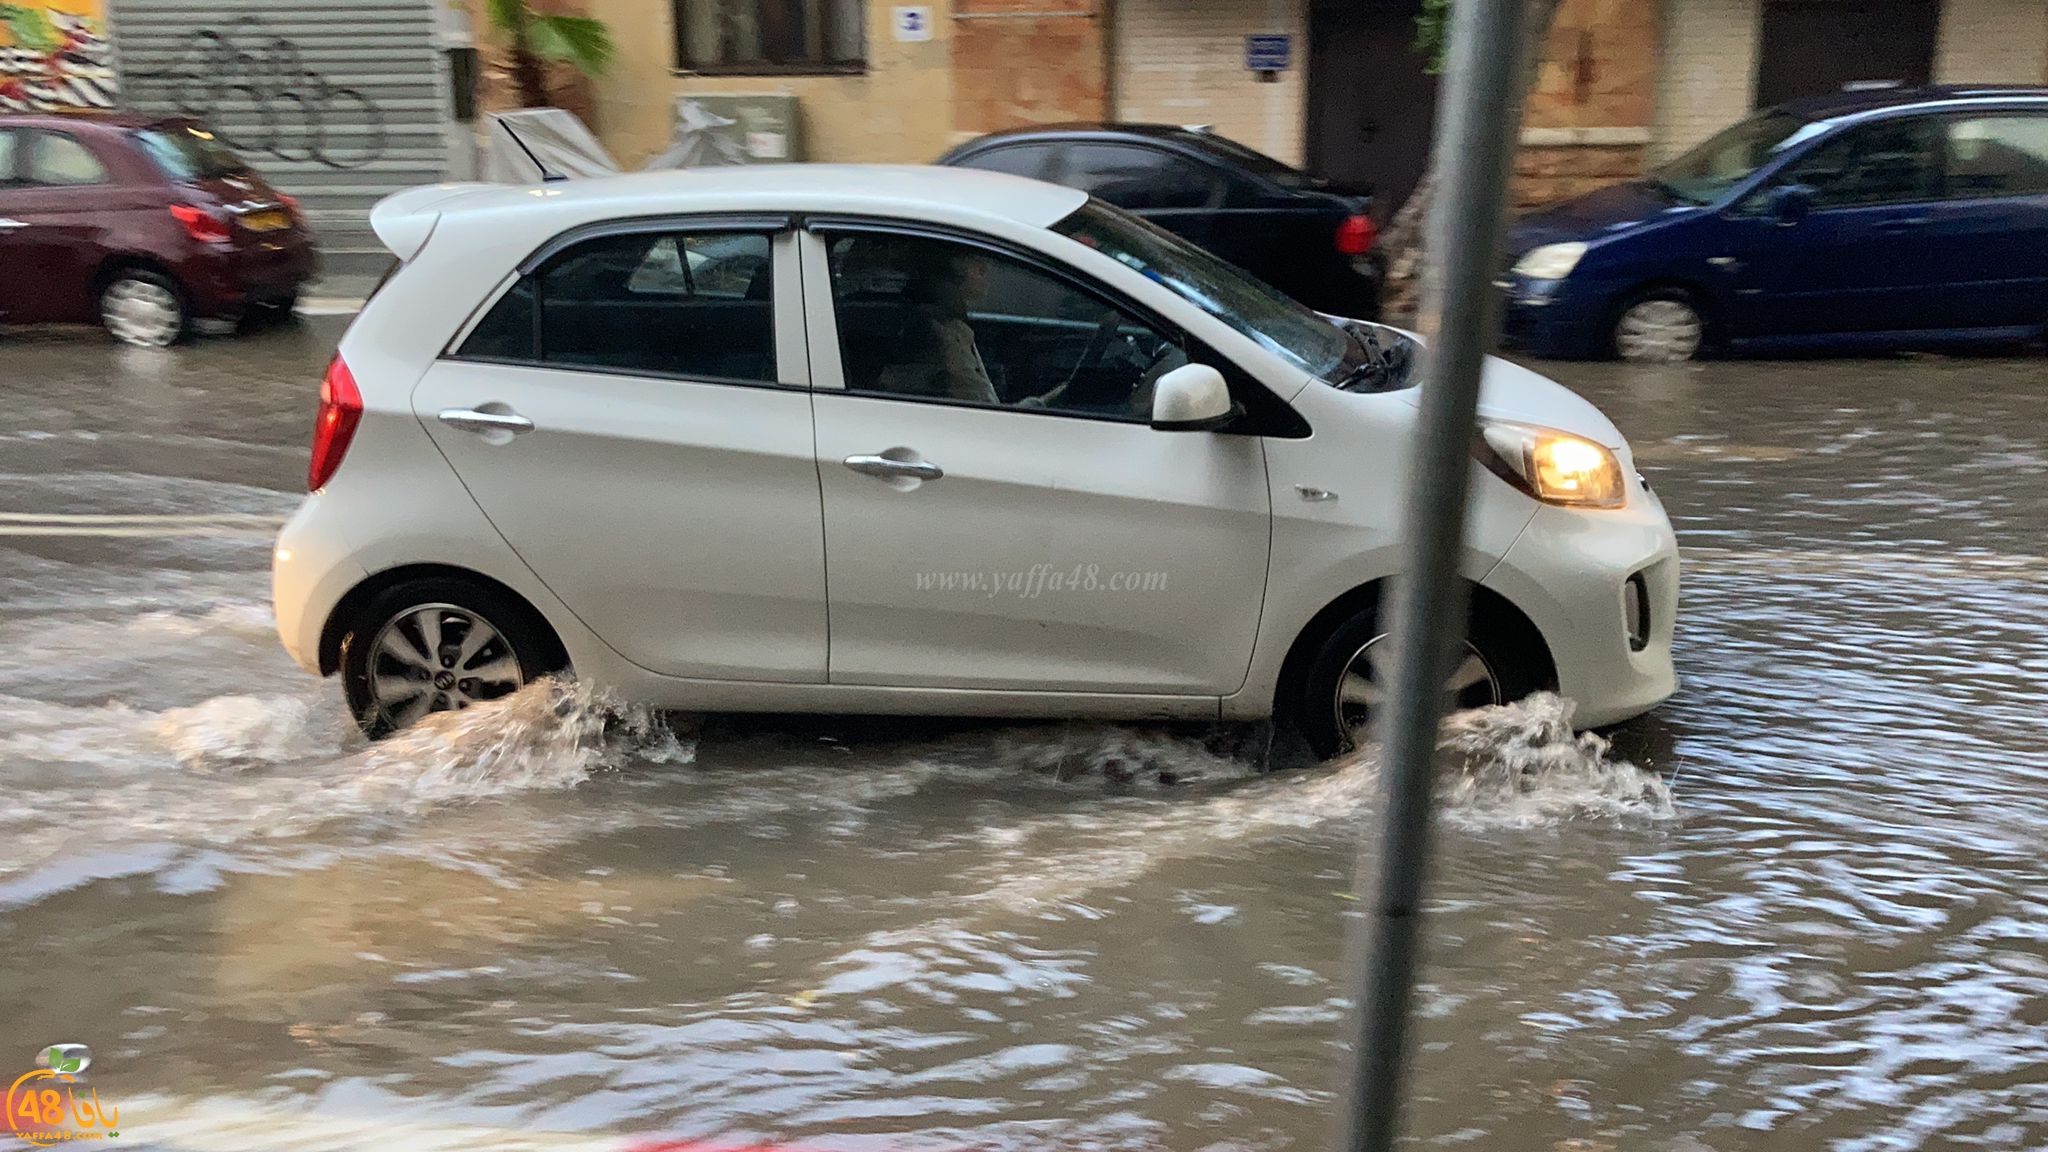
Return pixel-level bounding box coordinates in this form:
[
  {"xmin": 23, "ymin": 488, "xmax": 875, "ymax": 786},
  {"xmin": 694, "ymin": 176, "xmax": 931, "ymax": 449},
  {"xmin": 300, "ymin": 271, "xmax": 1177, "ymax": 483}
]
[
  {"xmin": 1652, "ymin": 0, "xmax": 1759, "ymax": 161},
  {"xmin": 1110, "ymin": 0, "xmax": 1308, "ymax": 166},
  {"xmin": 952, "ymin": 0, "xmax": 1106, "ymax": 137},
  {"xmin": 1934, "ymin": 0, "xmax": 2048, "ymax": 83},
  {"xmin": 1513, "ymin": 0, "xmax": 1660, "ymax": 208}
]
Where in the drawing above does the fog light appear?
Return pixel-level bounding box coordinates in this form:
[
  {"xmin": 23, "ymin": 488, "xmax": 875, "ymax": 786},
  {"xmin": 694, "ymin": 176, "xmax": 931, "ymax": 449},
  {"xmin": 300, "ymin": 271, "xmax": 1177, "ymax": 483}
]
[{"xmin": 1624, "ymin": 572, "xmax": 1650, "ymax": 651}]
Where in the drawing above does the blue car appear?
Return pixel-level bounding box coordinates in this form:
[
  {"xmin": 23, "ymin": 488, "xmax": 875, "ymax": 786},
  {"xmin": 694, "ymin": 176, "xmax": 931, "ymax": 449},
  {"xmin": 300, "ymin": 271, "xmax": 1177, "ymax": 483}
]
[{"xmin": 1502, "ymin": 85, "xmax": 2048, "ymax": 362}]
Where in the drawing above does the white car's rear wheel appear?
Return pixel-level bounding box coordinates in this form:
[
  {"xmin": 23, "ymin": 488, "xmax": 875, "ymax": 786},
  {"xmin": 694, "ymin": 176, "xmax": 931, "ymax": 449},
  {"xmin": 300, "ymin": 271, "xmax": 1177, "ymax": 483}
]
[{"xmin": 340, "ymin": 578, "xmax": 561, "ymax": 737}]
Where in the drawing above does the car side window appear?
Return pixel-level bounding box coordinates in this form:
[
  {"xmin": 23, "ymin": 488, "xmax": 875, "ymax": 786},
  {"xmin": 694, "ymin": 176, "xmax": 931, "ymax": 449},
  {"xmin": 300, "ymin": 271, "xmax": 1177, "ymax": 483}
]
[
  {"xmin": 456, "ymin": 230, "xmax": 777, "ymax": 382},
  {"xmin": 1942, "ymin": 115, "xmax": 2048, "ymax": 199},
  {"xmin": 25, "ymin": 131, "xmax": 109, "ymax": 186},
  {"xmin": 1059, "ymin": 144, "xmax": 1222, "ymax": 211},
  {"xmin": 1778, "ymin": 118, "xmax": 1939, "ymax": 209},
  {"xmin": 0, "ymin": 131, "xmax": 19, "ymax": 184},
  {"xmin": 956, "ymin": 144, "xmax": 1058, "ymax": 180},
  {"xmin": 821, "ymin": 229, "xmax": 1188, "ymax": 422}
]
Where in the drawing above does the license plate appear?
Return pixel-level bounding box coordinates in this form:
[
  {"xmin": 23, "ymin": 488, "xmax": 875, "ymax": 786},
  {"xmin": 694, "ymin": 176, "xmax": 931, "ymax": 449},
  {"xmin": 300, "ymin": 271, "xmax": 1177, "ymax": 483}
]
[{"xmin": 240, "ymin": 210, "xmax": 290, "ymax": 233}]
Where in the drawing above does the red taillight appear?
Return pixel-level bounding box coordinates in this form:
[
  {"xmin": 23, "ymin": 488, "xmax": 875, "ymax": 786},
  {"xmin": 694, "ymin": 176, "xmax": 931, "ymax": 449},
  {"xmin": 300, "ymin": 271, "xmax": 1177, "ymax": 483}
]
[
  {"xmin": 309, "ymin": 356, "xmax": 363, "ymax": 491},
  {"xmin": 1335, "ymin": 213, "xmax": 1378, "ymax": 256},
  {"xmin": 277, "ymin": 192, "xmax": 301, "ymax": 221},
  {"xmin": 169, "ymin": 203, "xmax": 231, "ymax": 244}
]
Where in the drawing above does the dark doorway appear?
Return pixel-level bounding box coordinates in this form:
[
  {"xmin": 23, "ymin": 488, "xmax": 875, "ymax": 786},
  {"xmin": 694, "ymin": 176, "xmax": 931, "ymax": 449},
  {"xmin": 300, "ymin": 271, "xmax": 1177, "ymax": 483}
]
[
  {"xmin": 1307, "ymin": 0, "xmax": 1437, "ymax": 218},
  {"xmin": 1755, "ymin": 0, "xmax": 1940, "ymax": 108}
]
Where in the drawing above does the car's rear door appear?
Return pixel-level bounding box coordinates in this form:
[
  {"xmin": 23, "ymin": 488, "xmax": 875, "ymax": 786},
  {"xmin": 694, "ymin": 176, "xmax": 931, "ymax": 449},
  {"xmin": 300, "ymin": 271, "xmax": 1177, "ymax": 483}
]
[
  {"xmin": 1925, "ymin": 111, "xmax": 2048, "ymax": 329},
  {"xmin": 801, "ymin": 223, "xmax": 1271, "ymax": 699},
  {"xmin": 0, "ymin": 128, "xmax": 123, "ymax": 323},
  {"xmin": 0, "ymin": 129, "xmax": 26, "ymax": 322},
  {"xmin": 413, "ymin": 220, "xmax": 830, "ymax": 683}
]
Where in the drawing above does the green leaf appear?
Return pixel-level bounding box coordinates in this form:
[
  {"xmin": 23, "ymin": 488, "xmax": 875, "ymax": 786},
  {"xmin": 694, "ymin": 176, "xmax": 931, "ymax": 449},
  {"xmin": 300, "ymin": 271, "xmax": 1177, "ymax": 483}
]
[
  {"xmin": 482, "ymin": 0, "xmax": 528, "ymax": 37},
  {"xmin": 57, "ymin": 1057, "xmax": 81, "ymax": 1073},
  {"xmin": 523, "ymin": 14, "xmax": 615, "ymax": 77}
]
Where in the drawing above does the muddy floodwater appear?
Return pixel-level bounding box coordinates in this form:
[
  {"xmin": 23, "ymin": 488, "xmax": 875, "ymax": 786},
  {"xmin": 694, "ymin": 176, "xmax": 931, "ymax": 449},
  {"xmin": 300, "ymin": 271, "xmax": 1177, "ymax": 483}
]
[{"xmin": 2, "ymin": 322, "xmax": 2044, "ymax": 1150}]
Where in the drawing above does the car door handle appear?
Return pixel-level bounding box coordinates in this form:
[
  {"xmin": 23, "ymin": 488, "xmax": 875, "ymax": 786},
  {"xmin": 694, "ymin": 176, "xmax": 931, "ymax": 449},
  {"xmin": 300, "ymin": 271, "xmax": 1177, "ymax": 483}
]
[
  {"xmin": 0, "ymin": 218, "xmax": 27, "ymax": 234},
  {"xmin": 438, "ymin": 407, "xmax": 535, "ymax": 435},
  {"xmin": 1878, "ymin": 216, "xmax": 1933, "ymax": 231},
  {"xmin": 844, "ymin": 454, "xmax": 943, "ymax": 481}
]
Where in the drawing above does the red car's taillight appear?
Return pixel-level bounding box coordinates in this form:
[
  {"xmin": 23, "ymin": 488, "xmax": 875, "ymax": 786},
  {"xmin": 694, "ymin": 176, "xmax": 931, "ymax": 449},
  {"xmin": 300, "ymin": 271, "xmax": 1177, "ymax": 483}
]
[
  {"xmin": 1335, "ymin": 213, "xmax": 1378, "ymax": 256},
  {"xmin": 309, "ymin": 356, "xmax": 363, "ymax": 491},
  {"xmin": 169, "ymin": 203, "xmax": 232, "ymax": 244},
  {"xmin": 277, "ymin": 192, "xmax": 302, "ymax": 221}
]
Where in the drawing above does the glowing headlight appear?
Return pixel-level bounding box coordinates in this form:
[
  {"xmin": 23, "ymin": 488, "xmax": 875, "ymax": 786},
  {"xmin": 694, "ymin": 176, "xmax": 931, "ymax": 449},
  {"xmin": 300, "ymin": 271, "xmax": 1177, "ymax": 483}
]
[
  {"xmin": 1510, "ymin": 241, "xmax": 1587, "ymax": 280},
  {"xmin": 1479, "ymin": 422, "xmax": 1626, "ymax": 508}
]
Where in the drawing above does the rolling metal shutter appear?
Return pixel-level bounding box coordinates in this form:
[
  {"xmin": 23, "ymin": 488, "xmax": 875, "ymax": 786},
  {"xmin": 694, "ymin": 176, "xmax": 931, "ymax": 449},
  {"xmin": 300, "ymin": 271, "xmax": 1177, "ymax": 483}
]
[{"xmin": 108, "ymin": 0, "xmax": 452, "ymax": 256}]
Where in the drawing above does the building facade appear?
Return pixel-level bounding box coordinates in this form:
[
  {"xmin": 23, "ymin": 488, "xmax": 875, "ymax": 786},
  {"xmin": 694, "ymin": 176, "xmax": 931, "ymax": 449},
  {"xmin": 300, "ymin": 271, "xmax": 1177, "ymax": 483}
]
[{"xmin": 556, "ymin": 0, "xmax": 2048, "ymax": 215}]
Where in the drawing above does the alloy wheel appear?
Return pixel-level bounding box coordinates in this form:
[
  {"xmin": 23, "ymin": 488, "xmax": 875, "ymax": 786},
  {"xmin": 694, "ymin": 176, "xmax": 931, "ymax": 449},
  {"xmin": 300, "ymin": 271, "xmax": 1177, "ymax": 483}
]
[
  {"xmin": 366, "ymin": 603, "xmax": 527, "ymax": 730},
  {"xmin": 1332, "ymin": 634, "xmax": 1504, "ymax": 740},
  {"xmin": 101, "ymin": 278, "xmax": 184, "ymax": 348},
  {"xmin": 1614, "ymin": 299, "xmax": 1703, "ymax": 363}
]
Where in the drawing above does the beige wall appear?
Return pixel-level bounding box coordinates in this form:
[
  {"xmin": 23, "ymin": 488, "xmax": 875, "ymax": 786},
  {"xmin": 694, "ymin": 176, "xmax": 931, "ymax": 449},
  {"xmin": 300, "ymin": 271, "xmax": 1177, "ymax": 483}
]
[
  {"xmin": 581, "ymin": 0, "xmax": 958, "ymax": 167},
  {"xmin": 1934, "ymin": 0, "xmax": 2048, "ymax": 83},
  {"xmin": 1110, "ymin": 0, "xmax": 1308, "ymax": 166},
  {"xmin": 1652, "ymin": 0, "xmax": 1760, "ymax": 160}
]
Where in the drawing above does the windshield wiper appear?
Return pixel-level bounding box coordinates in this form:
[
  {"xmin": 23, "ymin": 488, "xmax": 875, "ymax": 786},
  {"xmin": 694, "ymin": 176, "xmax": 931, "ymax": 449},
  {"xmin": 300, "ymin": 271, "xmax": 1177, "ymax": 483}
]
[{"xmin": 1333, "ymin": 322, "xmax": 1396, "ymax": 392}]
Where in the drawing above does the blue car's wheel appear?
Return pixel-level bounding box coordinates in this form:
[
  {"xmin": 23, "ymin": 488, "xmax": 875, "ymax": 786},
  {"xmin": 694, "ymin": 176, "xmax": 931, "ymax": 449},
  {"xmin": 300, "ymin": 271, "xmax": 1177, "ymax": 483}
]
[{"xmin": 1612, "ymin": 291, "xmax": 1705, "ymax": 363}]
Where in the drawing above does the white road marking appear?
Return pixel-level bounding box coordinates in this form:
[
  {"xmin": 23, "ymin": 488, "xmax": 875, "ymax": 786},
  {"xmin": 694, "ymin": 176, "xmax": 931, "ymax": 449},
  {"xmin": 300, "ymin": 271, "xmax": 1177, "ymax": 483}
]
[
  {"xmin": 0, "ymin": 512, "xmax": 288, "ymax": 538},
  {"xmin": 296, "ymin": 297, "xmax": 366, "ymax": 316}
]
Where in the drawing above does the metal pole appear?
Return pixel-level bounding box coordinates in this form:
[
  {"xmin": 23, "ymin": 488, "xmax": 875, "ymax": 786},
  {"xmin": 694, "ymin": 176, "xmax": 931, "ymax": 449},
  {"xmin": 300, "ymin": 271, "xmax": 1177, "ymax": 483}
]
[{"xmin": 1336, "ymin": 1, "xmax": 1530, "ymax": 1150}]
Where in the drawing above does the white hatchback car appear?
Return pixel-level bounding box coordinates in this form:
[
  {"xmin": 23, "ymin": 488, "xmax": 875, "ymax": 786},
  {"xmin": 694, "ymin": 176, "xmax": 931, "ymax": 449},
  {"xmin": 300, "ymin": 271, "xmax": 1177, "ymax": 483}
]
[{"xmin": 273, "ymin": 166, "xmax": 1677, "ymax": 755}]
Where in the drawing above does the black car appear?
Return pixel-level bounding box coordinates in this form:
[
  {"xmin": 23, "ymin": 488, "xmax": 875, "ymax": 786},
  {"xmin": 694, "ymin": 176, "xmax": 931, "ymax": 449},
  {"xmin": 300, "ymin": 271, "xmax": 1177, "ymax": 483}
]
[{"xmin": 938, "ymin": 123, "xmax": 1382, "ymax": 318}]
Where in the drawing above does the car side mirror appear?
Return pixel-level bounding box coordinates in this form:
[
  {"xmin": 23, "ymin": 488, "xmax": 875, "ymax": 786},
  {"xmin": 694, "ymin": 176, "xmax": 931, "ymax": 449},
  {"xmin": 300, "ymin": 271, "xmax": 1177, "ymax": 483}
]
[
  {"xmin": 1150, "ymin": 363, "xmax": 1240, "ymax": 432},
  {"xmin": 1767, "ymin": 183, "xmax": 1814, "ymax": 227}
]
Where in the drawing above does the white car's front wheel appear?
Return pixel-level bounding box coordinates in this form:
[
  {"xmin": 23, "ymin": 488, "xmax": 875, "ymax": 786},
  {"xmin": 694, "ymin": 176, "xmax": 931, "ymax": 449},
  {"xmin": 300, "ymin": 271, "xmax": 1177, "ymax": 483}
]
[
  {"xmin": 340, "ymin": 577, "xmax": 560, "ymax": 737},
  {"xmin": 1293, "ymin": 598, "xmax": 1550, "ymax": 759}
]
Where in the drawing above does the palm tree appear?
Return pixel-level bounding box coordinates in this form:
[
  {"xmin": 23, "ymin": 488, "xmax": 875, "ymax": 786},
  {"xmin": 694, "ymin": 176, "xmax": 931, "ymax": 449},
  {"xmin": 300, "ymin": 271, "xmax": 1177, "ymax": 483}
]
[{"xmin": 484, "ymin": 0, "xmax": 616, "ymax": 109}]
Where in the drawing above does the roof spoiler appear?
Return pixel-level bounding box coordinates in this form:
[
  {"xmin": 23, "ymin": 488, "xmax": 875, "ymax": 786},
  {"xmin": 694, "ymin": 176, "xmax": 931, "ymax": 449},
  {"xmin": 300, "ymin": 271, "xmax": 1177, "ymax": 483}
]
[{"xmin": 367, "ymin": 183, "xmax": 496, "ymax": 261}]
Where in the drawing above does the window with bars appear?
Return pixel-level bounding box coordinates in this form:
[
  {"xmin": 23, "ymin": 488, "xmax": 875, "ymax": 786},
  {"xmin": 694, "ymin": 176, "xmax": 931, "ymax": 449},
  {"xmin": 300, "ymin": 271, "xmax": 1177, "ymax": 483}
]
[{"xmin": 675, "ymin": 0, "xmax": 866, "ymax": 73}]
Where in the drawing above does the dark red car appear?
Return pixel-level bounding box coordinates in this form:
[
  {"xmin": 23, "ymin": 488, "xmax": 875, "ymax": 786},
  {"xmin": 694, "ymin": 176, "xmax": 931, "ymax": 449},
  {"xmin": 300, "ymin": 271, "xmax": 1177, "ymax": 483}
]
[{"xmin": 0, "ymin": 112, "xmax": 317, "ymax": 346}]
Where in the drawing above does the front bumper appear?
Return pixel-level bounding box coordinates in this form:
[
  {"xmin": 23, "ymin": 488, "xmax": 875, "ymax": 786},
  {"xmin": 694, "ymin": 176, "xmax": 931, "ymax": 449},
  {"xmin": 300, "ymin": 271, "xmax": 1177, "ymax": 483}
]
[
  {"xmin": 1498, "ymin": 273, "xmax": 1614, "ymax": 360},
  {"xmin": 1482, "ymin": 479, "xmax": 1679, "ymax": 728}
]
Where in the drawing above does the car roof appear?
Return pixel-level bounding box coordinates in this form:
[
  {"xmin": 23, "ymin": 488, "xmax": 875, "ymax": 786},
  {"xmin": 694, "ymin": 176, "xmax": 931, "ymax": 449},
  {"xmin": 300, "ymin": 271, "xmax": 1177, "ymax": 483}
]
[
  {"xmin": 956, "ymin": 122, "xmax": 1226, "ymax": 153},
  {"xmin": 0, "ymin": 109, "xmax": 188, "ymax": 132},
  {"xmin": 372, "ymin": 164, "xmax": 1092, "ymax": 257},
  {"xmin": 1774, "ymin": 83, "xmax": 2048, "ymax": 123}
]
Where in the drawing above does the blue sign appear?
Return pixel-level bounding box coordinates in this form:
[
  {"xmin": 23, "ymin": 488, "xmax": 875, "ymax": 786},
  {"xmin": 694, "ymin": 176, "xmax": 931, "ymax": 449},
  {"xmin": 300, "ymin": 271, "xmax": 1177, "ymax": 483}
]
[{"xmin": 1245, "ymin": 34, "xmax": 1291, "ymax": 72}]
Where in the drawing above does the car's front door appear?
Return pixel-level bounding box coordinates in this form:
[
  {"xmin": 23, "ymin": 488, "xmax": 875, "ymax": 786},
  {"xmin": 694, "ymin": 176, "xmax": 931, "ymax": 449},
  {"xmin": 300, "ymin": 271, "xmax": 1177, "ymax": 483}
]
[
  {"xmin": 414, "ymin": 222, "xmax": 830, "ymax": 682},
  {"xmin": 1727, "ymin": 116, "xmax": 1947, "ymax": 336},
  {"xmin": 802, "ymin": 224, "xmax": 1272, "ymax": 696}
]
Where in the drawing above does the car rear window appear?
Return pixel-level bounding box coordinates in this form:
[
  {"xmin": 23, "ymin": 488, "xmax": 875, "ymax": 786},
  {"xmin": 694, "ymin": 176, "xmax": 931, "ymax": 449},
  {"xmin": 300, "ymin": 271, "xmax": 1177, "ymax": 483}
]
[
  {"xmin": 134, "ymin": 124, "xmax": 250, "ymax": 181},
  {"xmin": 1177, "ymin": 132, "xmax": 1313, "ymax": 189}
]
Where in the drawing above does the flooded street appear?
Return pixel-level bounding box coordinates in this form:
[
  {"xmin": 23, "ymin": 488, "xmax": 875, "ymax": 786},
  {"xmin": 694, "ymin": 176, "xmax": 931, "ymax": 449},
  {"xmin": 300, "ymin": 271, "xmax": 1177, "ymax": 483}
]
[{"xmin": 2, "ymin": 320, "xmax": 2044, "ymax": 1150}]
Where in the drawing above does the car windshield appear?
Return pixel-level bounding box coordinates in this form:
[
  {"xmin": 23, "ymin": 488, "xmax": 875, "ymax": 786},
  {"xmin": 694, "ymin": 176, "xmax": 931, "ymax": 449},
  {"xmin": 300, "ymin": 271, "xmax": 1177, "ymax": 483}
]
[
  {"xmin": 1645, "ymin": 110, "xmax": 1817, "ymax": 203},
  {"xmin": 1052, "ymin": 199, "xmax": 1376, "ymax": 385},
  {"xmin": 1180, "ymin": 132, "xmax": 1314, "ymax": 189},
  {"xmin": 134, "ymin": 124, "xmax": 250, "ymax": 181}
]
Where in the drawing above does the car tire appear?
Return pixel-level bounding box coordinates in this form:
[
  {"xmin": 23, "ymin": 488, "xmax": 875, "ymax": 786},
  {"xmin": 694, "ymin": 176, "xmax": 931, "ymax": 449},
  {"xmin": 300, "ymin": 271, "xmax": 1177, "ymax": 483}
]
[
  {"xmin": 99, "ymin": 269, "xmax": 190, "ymax": 348},
  {"xmin": 1293, "ymin": 596, "xmax": 1550, "ymax": 760},
  {"xmin": 1610, "ymin": 289, "xmax": 1705, "ymax": 364},
  {"xmin": 340, "ymin": 577, "xmax": 563, "ymax": 738}
]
